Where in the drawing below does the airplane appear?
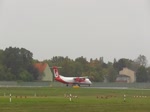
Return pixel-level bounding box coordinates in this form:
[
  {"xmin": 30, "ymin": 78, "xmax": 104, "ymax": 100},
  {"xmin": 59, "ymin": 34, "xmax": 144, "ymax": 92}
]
[{"xmin": 52, "ymin": 66, "xmax": 92, "ymax": 86}]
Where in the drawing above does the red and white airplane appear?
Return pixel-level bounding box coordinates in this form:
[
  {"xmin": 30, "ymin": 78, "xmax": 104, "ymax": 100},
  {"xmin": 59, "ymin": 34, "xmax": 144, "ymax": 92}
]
[{"xmin": 52, "ymin": 66, "xmax": 92, "ymax": 86}]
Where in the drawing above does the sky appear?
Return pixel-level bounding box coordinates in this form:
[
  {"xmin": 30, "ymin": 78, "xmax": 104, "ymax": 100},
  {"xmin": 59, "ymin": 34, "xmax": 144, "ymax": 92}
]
[{"xmin": 0, "ymin": 0, "xmax": 150, "ymax": 63}]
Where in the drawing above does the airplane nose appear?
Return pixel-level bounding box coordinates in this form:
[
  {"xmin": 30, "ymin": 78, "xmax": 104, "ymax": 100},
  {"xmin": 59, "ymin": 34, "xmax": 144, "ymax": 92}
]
[
  {"xmin": 86, "ymin": 79, "xmax": 92, "ymax": 84},
  {"xmin": 88, "ymin": 80, "xmax": 92, "ymax": 84}
]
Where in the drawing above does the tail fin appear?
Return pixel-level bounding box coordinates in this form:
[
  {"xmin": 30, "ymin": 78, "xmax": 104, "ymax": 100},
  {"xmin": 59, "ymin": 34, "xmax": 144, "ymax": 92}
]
[{"xmin": 52, "ymin": 66, "xmax": 60, "ymax": 78}]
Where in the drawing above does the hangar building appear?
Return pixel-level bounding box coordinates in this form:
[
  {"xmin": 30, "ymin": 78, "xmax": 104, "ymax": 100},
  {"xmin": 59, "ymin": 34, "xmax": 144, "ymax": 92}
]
[
  {"xmin": 116, "ymin": 67, "xmax": 136, "ymax": 83},
  {"xmin": 34, "ymin": 63, "xmax": 53, "ymax": 81}
]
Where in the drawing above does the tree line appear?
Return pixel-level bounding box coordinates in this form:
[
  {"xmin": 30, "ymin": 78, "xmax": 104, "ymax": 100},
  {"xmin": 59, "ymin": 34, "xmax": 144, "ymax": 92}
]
[
  {"xmin": 0, "ymin": 47, "xmax": 150, "ymax": 82},
  {"xmin": 0, "ymin": 47, "xmax": 39, "ymax": 81},
  {"xmin": 45, "ymin": 55, "xmax": 150, "ymax": 82}
]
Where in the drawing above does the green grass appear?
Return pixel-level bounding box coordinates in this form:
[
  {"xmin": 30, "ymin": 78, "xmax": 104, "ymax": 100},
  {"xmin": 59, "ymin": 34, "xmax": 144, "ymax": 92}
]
[{"xmin": 0, "ymin": 87, "xmax": 150, "ymax": 112}]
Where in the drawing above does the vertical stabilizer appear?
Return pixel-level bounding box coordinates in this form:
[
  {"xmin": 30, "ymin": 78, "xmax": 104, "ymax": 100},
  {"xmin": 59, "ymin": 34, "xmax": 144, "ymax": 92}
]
[{"xmin": 52, "ymin": 66, "xmax": 60, "ymax": 78}]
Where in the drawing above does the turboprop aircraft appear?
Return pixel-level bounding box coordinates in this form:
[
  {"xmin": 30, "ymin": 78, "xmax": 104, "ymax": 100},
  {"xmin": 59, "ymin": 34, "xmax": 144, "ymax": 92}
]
[{"xmin": 52, "ymin": 66, "xmax": 92, "ymax": 86}]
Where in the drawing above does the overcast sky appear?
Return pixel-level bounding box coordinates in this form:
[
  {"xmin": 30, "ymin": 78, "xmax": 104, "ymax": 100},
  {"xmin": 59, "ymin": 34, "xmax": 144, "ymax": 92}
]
[{"xmin": 0, "ymin": 0, "xmax": 150, "ymax": 63}]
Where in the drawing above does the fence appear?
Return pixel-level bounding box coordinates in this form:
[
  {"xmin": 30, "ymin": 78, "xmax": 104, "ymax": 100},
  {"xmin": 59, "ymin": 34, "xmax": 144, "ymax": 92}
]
[{"xmin": 0, "ymin": 81, "xmax": 150, "ymax": 89}]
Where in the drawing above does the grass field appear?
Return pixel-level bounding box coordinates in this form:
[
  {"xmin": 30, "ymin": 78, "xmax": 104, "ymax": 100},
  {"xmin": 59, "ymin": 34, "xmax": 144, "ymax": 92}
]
[{"xmin": 0, "ymin": 87, "xmax": 150, "ymax": 112}]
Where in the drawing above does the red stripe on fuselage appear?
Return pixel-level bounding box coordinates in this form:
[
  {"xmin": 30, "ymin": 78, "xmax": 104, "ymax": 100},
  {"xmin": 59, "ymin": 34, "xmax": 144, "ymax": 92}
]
[{"xmin": 55, "ymin": 77, "xmax": 88, "ymax": 85}]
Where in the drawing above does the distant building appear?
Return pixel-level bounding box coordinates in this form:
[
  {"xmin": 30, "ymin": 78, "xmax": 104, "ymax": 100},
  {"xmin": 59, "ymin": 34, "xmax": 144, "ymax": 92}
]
[
  {"xmin": 116, "ymin": 67, "xmax": 136, "ymax": 83},
  {"xmin": 34, "ymin": 63, "xmax": 53, "ymax": 81}
]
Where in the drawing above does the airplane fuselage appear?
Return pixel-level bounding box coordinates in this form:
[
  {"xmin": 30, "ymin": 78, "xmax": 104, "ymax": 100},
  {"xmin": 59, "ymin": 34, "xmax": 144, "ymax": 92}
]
[
  {"xmin": 55, "ymin": 75, "xmax": 92, "ymax": 86},
  {"xmin": 52, "ymin": 66, "xmax": 92, "ymax": 86}
]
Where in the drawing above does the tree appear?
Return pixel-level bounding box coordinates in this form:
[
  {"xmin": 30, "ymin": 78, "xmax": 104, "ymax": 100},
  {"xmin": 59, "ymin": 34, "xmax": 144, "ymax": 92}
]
[
  {"xmin": 135, "ymin": 55, "xmax": 148, "ymax": 67},
  {"xmin": 147, "ymin": 67, "xmax": 150, "ymax": 82},
  {"xmin": 27, "ymin": 65, "xmax": 39, "ymax": 80},
  {"xmin": 0, "ymin": 49, "xmax": 4, "ymax": 64},
  {"xmin": 113, "ymin": 58, "xmax": 134, "ymax": 72},
  {"xmin": 136, "ymin": 66, "xmax": 148, "ymax": 82},
  {"xmin": 19, "ymin": 70, "xmax": 33, "ymax": 81},
  {"xmin": 3, "ymin": 47, "xmax": 27, "ymax": 75},
  {"xmin": 75, "ymin": 56, "xmax": 88, "ymax": 64},
  {"xmin": 106, "ymin": 62, "xmax": 118, "ymax": 82},
  {"xmin": 2, "ymin": 47, "xmax": 35, "ymax": 81}
]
